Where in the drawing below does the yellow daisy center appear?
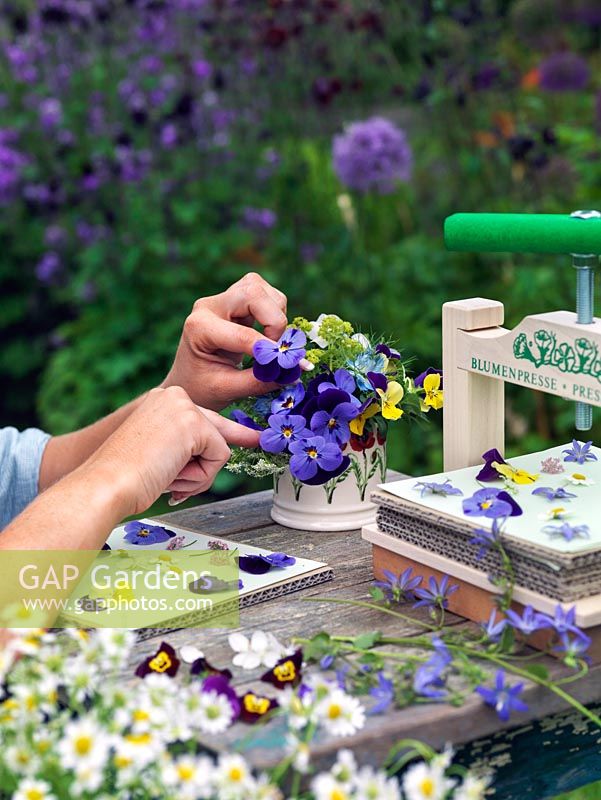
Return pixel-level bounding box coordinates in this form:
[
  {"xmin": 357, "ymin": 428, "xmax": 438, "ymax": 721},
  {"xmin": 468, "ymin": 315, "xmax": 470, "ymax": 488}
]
[
  {"xmin": 420, "ymin": 777, "xmax": 435, "ymax": 797},
  {"xmin": 573, "ymin": 473, "xmax": 586, "ymax": 481},
  {"xmin": 25, "ymin": 791, "xmax": 44, "ymax": 800},
  {"xmin": 327, "ymin": 703, "xmax": 342, "ymax": 720},
  {"xmin": 132, "ymin": 709, "xmax": 150, "ymax": 722},
  {"xmin": 228, "ymin": 766, "xmax": 244, "ymax": 782},
  {"xmin": 74, "ymin": 735, "xmax": 92, "ymax": 756},
  {"xmin": 177, "ymin": 764, "xmax": 195, "ymax": 781}
]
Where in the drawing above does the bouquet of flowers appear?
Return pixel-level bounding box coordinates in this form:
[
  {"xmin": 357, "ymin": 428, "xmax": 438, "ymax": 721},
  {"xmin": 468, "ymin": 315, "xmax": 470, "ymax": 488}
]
[{"xmin": 227, "ymin": 314, "xmax": 443, "ymax": 493}]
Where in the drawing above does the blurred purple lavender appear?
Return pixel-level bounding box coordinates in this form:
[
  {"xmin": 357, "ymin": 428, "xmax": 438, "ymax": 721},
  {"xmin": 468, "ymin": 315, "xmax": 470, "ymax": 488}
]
[
  {"xmin": 242, "ymin": 207, "xmax": 277, "ymax": 232},
  {"xmin": 538, "ymin": 52, "xmax": 590, "ymax": 92},
  {"xmin": 332, "ymin": 117, "xmax": 412, "ymax": 194},
  {"xmin": 35, "ymin": 251, "xmax": 62, "ymax": 284}
]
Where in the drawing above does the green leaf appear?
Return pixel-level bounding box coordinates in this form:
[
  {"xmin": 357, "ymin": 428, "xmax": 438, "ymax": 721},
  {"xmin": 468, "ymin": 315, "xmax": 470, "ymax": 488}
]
[
  {"xmin": 353, "ymin": 631, "xmax": 382, "ymax": 650},
  {"xmin": 524, "ymin": 663, "xmax": 549, "ymax": 682}
]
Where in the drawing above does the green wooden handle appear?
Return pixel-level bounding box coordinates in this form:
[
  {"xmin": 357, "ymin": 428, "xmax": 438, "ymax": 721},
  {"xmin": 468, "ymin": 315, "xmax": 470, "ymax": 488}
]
[{"xmin": 444, "ymin": 213, "xmax": 601, "ymax": 255}]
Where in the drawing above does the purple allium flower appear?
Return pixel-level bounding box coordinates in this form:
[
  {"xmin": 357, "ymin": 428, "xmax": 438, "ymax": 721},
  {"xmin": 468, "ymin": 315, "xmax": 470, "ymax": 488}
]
[
  {"xmin": 332, "ymin": 116, "xmax": 412, "ymax": 194},
  {"xmin": 505, "ymin": 605, "xmax": 551, "ymax": 636},
  {"xmin": 35, "ymin": 252, "xmax": 62, "ymax": 284},
  {"xmin": 476, "ymin": 448, "xmax": 506, "ymax": 481},
  {"xmin": 469, "ymin": 518, "xmax": 503, "ymax": 560},
  {"xmin": 310, "ymin": 399, "xmax": 359, "ymax": 446},
  {"xmin": 463, "ymin": 488, "xmax": 522, "ymax": 519},
  {"xmin": 562, "ymin": 439, "xmax": 598, "ymax": 464},
  {"xmin": 230, "ymin": 410, "xmax": 265, "ymax": 431},
  {"xmin": 539, "ymin": 52, "xmax": 590, "ymax": 92},
  {"xmin": 271, "ymin": 384, "xmax": 305, "ymax": 414},
  {"xmin": 413, "ymin": 367, "xmax": 443, "ymax": 389},
  {"xmin": 553, "ymin": 631, "xmax": 591, "ymax": 665},
  {"xmin": 253, "ymin": 328, "xmax": 306, "ymax": 384},
  {"xmin": 542, "ymin": 522, "xmax": 590, "ymax": 542},
  {"xmin": 413, "ymin": 575, "xmax": 459, "ymax": 611},
  {"xmin": 372, "ymin": 567, "xmax": 422, "ymax": 602},
  {"xmin": 413, "ymin": 479, "xmax": 463, "ymax": 498},
  {"xmin": 476, "ymin": 670, "xmax": 528, "ymax": 721},
  {"xmin": 242, "ymin": 206, "xmax": 277, "ymax": 231},
  {"xmin": 369, "ymin": 671, "xmax": 395, "ymax": 714},
  {"xmin": 532, "ymin": 486, "xmax": 577, "ymax": 501},
  {"xmin": 482, "ymin": 610, "xmax": 507, "ymax": 643},
  {"xmin": 38, "ymin": 97, "xmax": 62, "ymax": 130},
  {"xmin": 317, "ymin": 368, "xmax": 359, "ymax": 401},
  {"xmin": 260, "ymin": 413, "xmax": 309, "ymax": 453},
  {"xmin": 289, "ymin": 435, "xmax": 343, "ymax": 481},
  {"xmin": 124, "ymin": 521, "xmax": 176, "ymax": 546}
]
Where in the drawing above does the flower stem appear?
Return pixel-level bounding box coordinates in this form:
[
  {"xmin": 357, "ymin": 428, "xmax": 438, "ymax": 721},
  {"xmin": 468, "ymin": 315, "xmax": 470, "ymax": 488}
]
[{"xmin": 302, "ymin": 596, "xmax": 438, "ymax": 631}]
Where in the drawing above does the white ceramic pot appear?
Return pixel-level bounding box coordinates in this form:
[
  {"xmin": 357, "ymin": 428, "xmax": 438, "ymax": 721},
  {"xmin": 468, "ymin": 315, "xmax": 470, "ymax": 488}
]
[{"xmin": 271, "ymin": 439, "xmax": 386, "ymax": 531}]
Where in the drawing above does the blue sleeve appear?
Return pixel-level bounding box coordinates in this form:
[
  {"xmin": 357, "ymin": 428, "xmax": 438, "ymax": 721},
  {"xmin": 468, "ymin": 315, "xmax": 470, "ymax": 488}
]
[{"xmin": 0, "ymin": 427, "xmax": 51, "ymax": 530}]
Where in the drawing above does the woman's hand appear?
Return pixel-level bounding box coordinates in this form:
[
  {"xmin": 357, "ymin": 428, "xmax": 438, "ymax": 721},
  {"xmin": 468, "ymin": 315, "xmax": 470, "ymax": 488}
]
[
  {"xmin": 162, "ymin": 272, "xmax": 289, "ymax": 410},
  {"xmin": 87, "ymin": 386, "xmax": 259, "ymax": 516}
]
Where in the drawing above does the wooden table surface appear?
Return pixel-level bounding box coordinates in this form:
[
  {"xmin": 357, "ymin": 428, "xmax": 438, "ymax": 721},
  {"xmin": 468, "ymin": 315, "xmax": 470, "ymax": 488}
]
[{"xmin": 133, "ymin": 488, "xmax": 601, "ymax": 800}]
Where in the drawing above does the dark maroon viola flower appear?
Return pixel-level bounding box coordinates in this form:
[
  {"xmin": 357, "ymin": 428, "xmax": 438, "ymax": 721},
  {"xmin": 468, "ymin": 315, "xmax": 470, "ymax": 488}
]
[
  {"xmin": 239, "ymin": 691, "xmax": 279, "ymax": 724},
  {"xmin": 476, "ymin": 448, "xmax": 507, "ymax": 481},
  {"xmin": 261, "ymin": 649, "xmax": 303, "ymax": 689},
  {"xmin": 539, "ymin": 52, "xmax": 590, "ymax": 92},
  {"xmin": 201, "ymin": 674, "xmax": 240, "ymax": 719},
  {"xmin": 135, "ymin": 642, "xmax": 180, "ymax": 678},
  {"xmin": 350, "ymin": 430, "xmax": 376, "ymax": 452}
]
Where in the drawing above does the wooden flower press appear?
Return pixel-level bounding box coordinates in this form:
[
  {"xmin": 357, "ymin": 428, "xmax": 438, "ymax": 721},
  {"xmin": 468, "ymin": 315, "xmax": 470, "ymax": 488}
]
[{"xmin": 363, "ymin": 211, "xmax": 601, "ymax": 658}]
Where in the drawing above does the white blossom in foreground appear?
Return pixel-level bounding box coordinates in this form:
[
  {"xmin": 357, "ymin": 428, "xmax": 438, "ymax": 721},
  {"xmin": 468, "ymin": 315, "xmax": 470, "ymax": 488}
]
[
  {"xmin": 315, "ymin": 688, "xmax": 366, "ymax": 737},
  {"xmin": 57, "ymin": 717, "xmax": 111, "ymax": 772},
  {"xmin": 403, "ymin": 760, "xmax": 456, "ymax": 800},
  {"xmin": 162, "ymin": 754, "xmax": 214, "ymax": 800},
  {"xmin": 454, "ymin": 772, "xmax": 493, "ymax": 800},
  {"xmin": 195, "ymin": 688, "xmax": 235, "ymax": 734},
  {"xmin": 13, "ymin": 778, "xmax": 56, "ymax": 800}
]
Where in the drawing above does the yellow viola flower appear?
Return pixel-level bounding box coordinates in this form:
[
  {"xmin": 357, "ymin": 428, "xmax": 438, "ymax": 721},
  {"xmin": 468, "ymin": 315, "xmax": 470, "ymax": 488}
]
[
  {"xmin": 421, "ymin": 373, "xmax": 444, "ymax": 411},
  {"xmin": 493, "ymin": 462, "xmax": 538, "ymax": 485},
  {"xmin": 349, "ymin": 401, "xmax": 379, "ymax": 436},
  {"xmin": 376, "ymin": 381, "xmax": 404, "ymax": 421}
]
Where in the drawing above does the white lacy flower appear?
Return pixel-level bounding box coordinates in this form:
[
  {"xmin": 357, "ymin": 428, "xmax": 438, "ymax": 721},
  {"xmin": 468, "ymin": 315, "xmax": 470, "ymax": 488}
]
[
  {"xmin": 455, "ymin": 772, "xmax": 493, "ymax": 800},
  {"xmin": 162, "ymin": 754, "xmax": 214, "ymax": 800},
  {"xmin": 538, "ymin": 506, "xmax": 572, "ymax": 522},
  {"xmin": 311, "ymin": 772, "xmax": 352, "ymax": 800},
  {"xmin": 58, "ymin": 717, "xmax": 111, "ymax": 771},
  {"xmin": 195, "ymin": 689, "xmax": 235, "ymax": 734},
  {"xmin": 315, "ymin": 689, "xmax": 366, "ymax": 737},
  {"xmin": 355, "ymin": 765, "xmax": 402, "ymax": 800},
  {"xmin": 228, "ymin": 630, "xmax": 284, "ymax": 670},
  {"xmin": 565, "ymin": 472, "xmax": 595, "ymax": 486},
  {"xmin": 402, "ymin": 761, "xmax": 456, "ymax": 800},
  {"xmin": 13, "ymin": 778, "xmax": 56, "ymax": 800},
  {"xmin": 214, "ymin": 753, "xmax": 254, "ymax": 798}
]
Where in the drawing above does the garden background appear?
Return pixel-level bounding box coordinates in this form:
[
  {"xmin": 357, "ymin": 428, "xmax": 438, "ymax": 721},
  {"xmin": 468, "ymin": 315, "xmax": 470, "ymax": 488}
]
[{"xmin": 1, "ymin": 0, "xmax": 600, "ymax": 514}]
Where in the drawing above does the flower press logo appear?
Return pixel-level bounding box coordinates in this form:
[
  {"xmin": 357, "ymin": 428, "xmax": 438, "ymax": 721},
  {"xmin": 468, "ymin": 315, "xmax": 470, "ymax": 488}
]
[{"xmin": 0, "ymin": 551, "xmax": 240, "ymax": 630}]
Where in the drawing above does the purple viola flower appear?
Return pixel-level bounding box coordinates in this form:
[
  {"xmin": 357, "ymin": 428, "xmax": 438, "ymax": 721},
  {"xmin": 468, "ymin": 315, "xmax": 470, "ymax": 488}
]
[
  {"xmin": 542, "ymin": 522, "xmax": 590, "ymax": 542},
  {"xmin": 230, "ymin": 410, "xmax": 265, "ymax": 431},
  {"xmin": 562, "ymin": 439, "xmax": 598, "ymax": 465},
  {"xmin": 367, "ymin": 371, "xmax": 388, "ymax": 393},
  {"xmin": 333, "ymin": 116, "xmax": 412, "ymax": 194},
  {"xmin": 469, "ymin": 518, "xmax": 503, "ymax": 560},
  {"xmin": 463, "ymin": 488, "xmax": 522, "ymax": 519},
  {"xmin": 413, "ymin": 575, "xmax": 459, "ymax": 611},
  {"xmin": 476, "ymin": 670, "xmax": 528, "ymax": 722},
  {"xmin": 553, "ymin": 631, "xmax": 591, "ymax": 665},
  {"xmin": 505, "ymin": 605, "xmax": 551, "ymax": 636},
  {"xmin": 476, "ymin": 448, "xmax": 507, "ymax": 482},
  {"xmin": 414, "ymin": 367, "xmax": 443, "ymax": 389},
  {"xmin": 532, "ymin": 486, "xmax": 577, "ymax": 501},
  {"xmin": 539, "ymin": 52, "xmax": 590, "ymax": 92},
  {"xmin": 413, "ymin": 479, "xmax": 463, "ymax": 498},
  {"xmin": 260, "ymin": 413, "xmax": 310, "ymax": 453},
  {"xmin": 310, "ymin": 400, "xmax": 359, "ymax": 446},
  {"xmin": 376, "ymin": 343, "xmax": 401, "ymax": 360},
  {"xmin": 372, "ymin": 567, "xmax": 422, "ymax": 602},
  {"xmin": 253, "ymin": 328, "xmax": 306, "ymax": 385},
  {"xmin": 263, "ymin": 552, "xmax": 296, "ymax": 568},
  {"xmin": 289, "ymin": 435, "xmax": 343, "ymax": 482},
  {"xmin": 317, "ymin": 369, "xmax": 360, "ymax": 405},
  {"xmin": 482, "ymin": 610, "xmax": 507, "ymax": 643},
  {"xmin": 201, "ymin": 675, "xmax": 241, "ymax": 720},
  {"xmin": 124, "ymin": 521, "xmax": 176, "ymax": 546},
  {"xmin": 369, "ymin": 672, "xmax": 395, "ymax": 714},
  {"xmin": 271, "ymin": 384, "xmax": 305, "ymax": 414},
  {"xmin": 238, "ymin": 552, "xmax": 296, "ymax": 574}
]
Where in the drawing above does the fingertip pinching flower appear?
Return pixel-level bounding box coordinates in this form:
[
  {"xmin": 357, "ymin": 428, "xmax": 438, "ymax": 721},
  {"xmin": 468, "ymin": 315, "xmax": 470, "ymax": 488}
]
[{"xmin": 252, "ymin": 328, "xmax": 306, "ymax": 384}]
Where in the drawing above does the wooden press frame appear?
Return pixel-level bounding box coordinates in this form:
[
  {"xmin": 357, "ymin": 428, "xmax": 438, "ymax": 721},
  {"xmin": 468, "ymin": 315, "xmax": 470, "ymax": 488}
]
[{"xmin": 442, "ymin": 298, "xmax": 601, "ymax": 471}]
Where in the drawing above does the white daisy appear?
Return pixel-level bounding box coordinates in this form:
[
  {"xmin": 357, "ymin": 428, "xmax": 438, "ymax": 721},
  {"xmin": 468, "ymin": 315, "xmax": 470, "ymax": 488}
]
[
  {"xmin": 195, "ymin": 689, "xmax": 235, "ymax": 734},
  {"xmin": 278, "ymin": 687, "xmax": 316, "ymax": 730},
  {"xmin": 355, "ymin": 765, "xmax": 402, "ymax": 800},
  {"xmin": 315, "ymin": 689, "xmax": 366, "ymax": 737},
  {"xmin": 13, "ymin": 778, "xmax": 56, "ymax": 800},
  {"xmin": 162, "ymin": 754, "xmax": 214, "ymax": 800},
  {"xmin": 58, "ymin": 717, "xmax": 111, "ymax": 771},
  {"xmin": 250, "ymin": 774, "xmax": 283, "ymax": 800},
  {"xmin": 64, "ymin": 655, "xmax": 98, "ymax": 703},
  {"xmin": 5, "ymin": 744, "xmax": 38, "ymax": 776},
  {"xmin": 565, "ymin": 472, "xmax": 595, "ymax": 486},
  {"xmin": 311, "ymin": 772, "xmax": 351, "ymax": 800},
  {"xmin": 455, "ymin": 772, "xmax": 493, "ymax": 800},
  {"xmin": 285, "ymin": 734, "xmax": 311, "ymax": 774},
  {"xmin": 538, "ymin": 506, "xmax": 572, "ymax": 522},
  {"xmin": 214, "ymin": 753, "xmax": 254, "ymax": 798},
  {"xmin": 402, "ymin": 761, "xmax": 456, "ymax": 800},
  {"xmin": 228, "ymin": 630, "xmax": 284, "ymax": 670},
  {"xmin": 72, "ymin": 762, "xmax": 104, "ymax": 795},
  {"xmin": 331, "ymin": 749, "xmax": 358, "ymax": 788}
]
